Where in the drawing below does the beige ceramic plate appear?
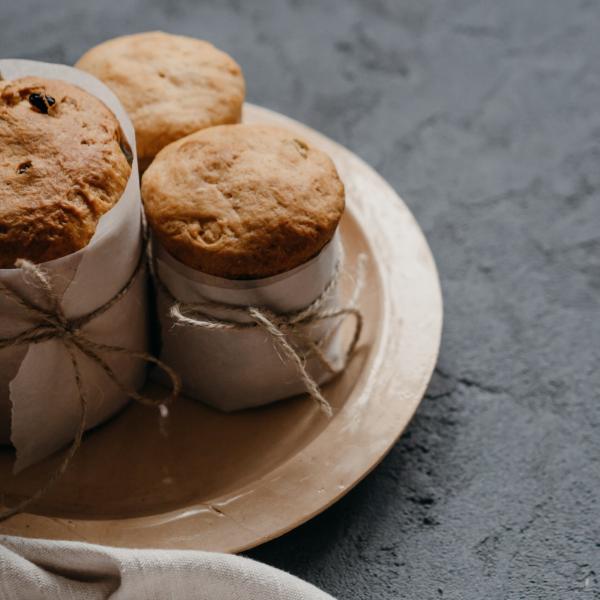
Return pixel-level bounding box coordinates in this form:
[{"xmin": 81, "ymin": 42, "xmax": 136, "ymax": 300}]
[{"xmin": 0, "ymin": 104, "xmax": 443, "ymax": 552}]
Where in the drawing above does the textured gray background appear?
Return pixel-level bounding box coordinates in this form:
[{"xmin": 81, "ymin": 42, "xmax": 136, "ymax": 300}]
[{"xmin": 2, "ymin": 0, "xmax": 599, "ymax": 598}]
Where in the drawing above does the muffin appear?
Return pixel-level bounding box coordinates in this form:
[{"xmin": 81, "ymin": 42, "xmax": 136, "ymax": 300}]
[
  {"xmin": 0, "ymin": 76, "xmax": 132, "ymax": 268},
  {"xmin": 142, "ymin": 124, "xmax": 345, "ymax": 279},
  {"xmin": 75, "ymin": 31, "xmax": 245, "ymax": 171}
]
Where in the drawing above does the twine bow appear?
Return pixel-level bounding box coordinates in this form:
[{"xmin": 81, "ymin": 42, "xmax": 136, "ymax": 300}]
[
  {"xmin": 155, "ymin": 254, "xmax": 367, "ymax": 417},
  {"xmin": 0, "ymin": 248, "xmax": 181, "ymax": 521}
]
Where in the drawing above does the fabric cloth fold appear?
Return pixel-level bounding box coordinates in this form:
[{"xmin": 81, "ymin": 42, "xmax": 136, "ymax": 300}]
[{"xmin": 0, "ymin": 536, "xmax": 335, "ymax": 600}]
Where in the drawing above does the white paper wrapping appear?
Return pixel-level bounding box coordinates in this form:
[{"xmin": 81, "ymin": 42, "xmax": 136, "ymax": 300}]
[
  {"xmin": 0, "ymin": 60, "xmax": 147, "ymax": 471},
  {"xmin": 154, "ymin": 234, "xmax": 343, "ymax": 411}
]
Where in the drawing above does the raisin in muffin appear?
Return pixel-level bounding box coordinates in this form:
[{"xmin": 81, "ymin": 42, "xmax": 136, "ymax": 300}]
[
  {"xmin": 142, "ymin": 124, "xmax": 345, "ymax": 279},
  {"xmin": 75, "ymin": 32, "xmax": 245, "ymax": 171},
  {"xmin": 0, "ymin": 76, "xmax": 132, "ymax": 268}
]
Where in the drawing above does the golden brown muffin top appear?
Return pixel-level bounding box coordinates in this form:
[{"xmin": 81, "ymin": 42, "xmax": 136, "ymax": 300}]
[
  {"xmin": 142, "ymin": 124, "xmax": 345, "ymax": 279},
  {"xmin": 0, "ymin": 76, "xmax": 132, "ymax": 268},
  {"xmin": 75, "ymin": 31, "xmax": 245, "ymax": 164}
]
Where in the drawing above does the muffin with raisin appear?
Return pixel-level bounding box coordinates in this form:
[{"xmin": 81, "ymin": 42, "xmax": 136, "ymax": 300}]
[{"xmin": 0, "ymin": 76, "xmax": 132, "ymax": 268}]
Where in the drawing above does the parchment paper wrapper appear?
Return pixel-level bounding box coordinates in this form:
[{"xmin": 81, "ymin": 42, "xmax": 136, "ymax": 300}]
[
  {"xmin": 0, "ymin": 60, "xmax": 147, "ymax": 472},
  {"xmin": 154, "ymin": 234, "xmax": 343, "ymax": 411}
]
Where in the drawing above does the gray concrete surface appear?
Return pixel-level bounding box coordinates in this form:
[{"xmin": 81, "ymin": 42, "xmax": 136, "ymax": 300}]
[{"xmin": 2, "ymin": 0, "xmax": 599, "ymax": 598}]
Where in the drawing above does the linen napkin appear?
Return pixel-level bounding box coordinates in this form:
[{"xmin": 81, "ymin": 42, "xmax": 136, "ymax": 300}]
[{"xmin": 0, "ymin": 536, "xmax": 334, "ymax": 600}]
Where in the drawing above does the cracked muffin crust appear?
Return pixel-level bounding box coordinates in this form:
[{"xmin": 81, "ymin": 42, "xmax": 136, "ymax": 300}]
[
  {"xmin": 142, "ymin": 124, "xmax": 345, "ymax": 279},
  {"xmin": 75, "ymin": 32, "xmax": 245, "ymax": 170},
  {"xmin": 0, "ymin": 76, "xmax": 132, "ymax": 268}
]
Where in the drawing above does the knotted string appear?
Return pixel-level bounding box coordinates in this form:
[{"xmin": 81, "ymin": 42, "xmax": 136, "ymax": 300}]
[
  {"xmin": 153, "ymin": 252, "xmax": 367, "ymax": 417},
  {"xmin": 0, "ymin": 247, "xmax": 181, "ymax": 522}
]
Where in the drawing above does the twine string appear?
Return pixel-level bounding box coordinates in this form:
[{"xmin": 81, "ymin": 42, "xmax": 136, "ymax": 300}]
[
  {"xmin": 154, "ymin": 253, "xmax": 367, "ymax": 418},
  {"xmin": 0, "ymin": 250, "xmax": 181, "ymax": 522}
]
